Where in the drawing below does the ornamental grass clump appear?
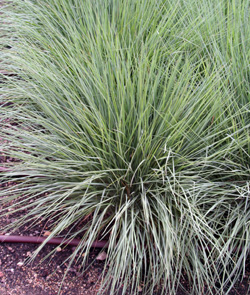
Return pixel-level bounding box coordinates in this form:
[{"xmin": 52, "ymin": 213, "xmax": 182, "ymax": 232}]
[{"xmin": 1, "ymin": 0, "xmax": 250, "ymax": 294}]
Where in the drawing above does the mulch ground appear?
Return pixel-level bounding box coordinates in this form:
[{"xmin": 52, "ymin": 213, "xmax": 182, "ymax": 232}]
[
  {"xmin": 0, "ymin": 189, "xmax": 108, "ymax": 295},
  {"xmin": 0, "ymin": 239, "xmax": 106, "ymax": 295}
]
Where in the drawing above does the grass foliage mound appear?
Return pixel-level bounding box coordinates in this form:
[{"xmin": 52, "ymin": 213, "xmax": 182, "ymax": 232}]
[{"xmin": 1, "ymin": 0, "xmax": 250, "ymax": 294}]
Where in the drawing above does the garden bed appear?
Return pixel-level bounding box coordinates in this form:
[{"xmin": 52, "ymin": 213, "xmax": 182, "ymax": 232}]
[{"xmin": 1, "ymin": 0, "xmax": 250, "ymax": 294}]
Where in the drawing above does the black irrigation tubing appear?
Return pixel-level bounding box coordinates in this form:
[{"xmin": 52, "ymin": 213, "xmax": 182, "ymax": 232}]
[
  {"xmin": 0, "ymin": 235, "xmax": 109, "ymax": 248},
  {"xmin": 0, "ymin": 235, "xmax": 244, "ymax": 254}
]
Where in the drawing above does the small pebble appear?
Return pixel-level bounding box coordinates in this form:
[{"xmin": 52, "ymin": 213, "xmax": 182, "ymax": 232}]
[
  {"xmin": 17, "ymin": 262, "xmax": 24, "ymax": 267},
  {"xmin": 43, "ymin": 231, "xmax": 51, "ymax": 236},
  {"xmin": 96, "ymin": 251, "xmax": 107, "ymax": 261}
]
